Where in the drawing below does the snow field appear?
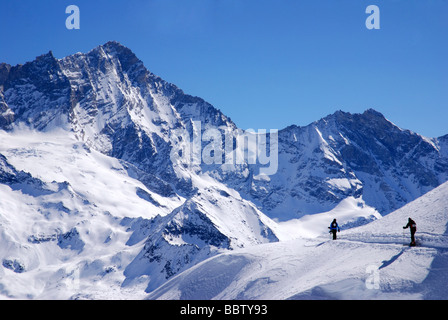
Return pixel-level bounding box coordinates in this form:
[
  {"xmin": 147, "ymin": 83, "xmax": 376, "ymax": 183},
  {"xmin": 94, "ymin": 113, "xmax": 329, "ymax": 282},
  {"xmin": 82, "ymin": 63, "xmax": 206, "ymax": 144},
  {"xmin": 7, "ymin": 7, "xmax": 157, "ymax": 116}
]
[
  {"xmin": 1, "ymin": 128, "xmax": 448, "ymax": 300},
  {"xmin": 147, "ymin": 181, "xmax": 448, "ymax": 300},
  {"xmin": 0, "ymin": 129, "xmax": 176, "ymax": 299}
]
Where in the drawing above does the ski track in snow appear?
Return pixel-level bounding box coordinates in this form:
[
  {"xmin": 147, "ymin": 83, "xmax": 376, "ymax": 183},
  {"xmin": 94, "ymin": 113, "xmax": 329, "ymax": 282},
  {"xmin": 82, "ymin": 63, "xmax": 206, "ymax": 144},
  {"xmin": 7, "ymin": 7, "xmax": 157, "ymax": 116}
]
[{"xmin": 343, "ymin": 234, "xmax": 448, "ymax": 249}]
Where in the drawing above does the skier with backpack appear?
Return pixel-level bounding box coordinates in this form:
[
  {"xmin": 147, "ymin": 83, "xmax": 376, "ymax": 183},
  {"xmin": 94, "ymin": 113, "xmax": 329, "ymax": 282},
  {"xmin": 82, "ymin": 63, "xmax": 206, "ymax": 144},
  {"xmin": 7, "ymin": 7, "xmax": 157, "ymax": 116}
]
[
  {"xmin": 403, "ymin": 218, "xmax": 417, "ymax": 246},
  {"xmin": 329, "ymin": 219, "xmax": 341, "ymax": 240}
]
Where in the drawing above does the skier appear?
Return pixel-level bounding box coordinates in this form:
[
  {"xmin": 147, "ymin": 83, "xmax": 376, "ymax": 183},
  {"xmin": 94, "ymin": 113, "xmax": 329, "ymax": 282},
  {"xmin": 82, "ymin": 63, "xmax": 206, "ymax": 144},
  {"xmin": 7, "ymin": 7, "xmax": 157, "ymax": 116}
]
[
  {"xmin": 329, "ymin": 219, "xmax": 341, "ymax": 240},
  {"xmin": 403, "ymin": 218, "xmax": 417, "ymax": 246}
]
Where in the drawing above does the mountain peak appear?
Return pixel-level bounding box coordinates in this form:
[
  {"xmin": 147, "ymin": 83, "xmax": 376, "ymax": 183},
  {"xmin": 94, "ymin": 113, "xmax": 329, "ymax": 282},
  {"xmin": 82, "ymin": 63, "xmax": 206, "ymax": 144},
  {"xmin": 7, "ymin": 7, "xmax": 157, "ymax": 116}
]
[
  {"xmin": 102, "ymin": 40, "xmax": 127, "ymax": 50},
  {"xmin": 322, "ymin": 108, "xmax": 391, "ymax": 132},
  {"xmin": 99, "ymin": 40, "xmax": 137, "ymax": 57},
  {"xmin": 37, "ymin": 48, "xmax": 57, "ymax": 60},
  {"xmin": 363, "ymin": 108, "xmax": 385, "ymax": 118},
  {"xmin": 328, "ymin": 108, "xmax": 386, "ymax": 121},
  {"xmin": 99, "ymin": 41, "xmax": 134, "ymax": 57},
  {"xmin": 84, "ymin": 41, "xmax": 143, "ymax": 74},
  {"xmin": 281, "ymin": 109, "xmax": 387, "ymax": 134}
]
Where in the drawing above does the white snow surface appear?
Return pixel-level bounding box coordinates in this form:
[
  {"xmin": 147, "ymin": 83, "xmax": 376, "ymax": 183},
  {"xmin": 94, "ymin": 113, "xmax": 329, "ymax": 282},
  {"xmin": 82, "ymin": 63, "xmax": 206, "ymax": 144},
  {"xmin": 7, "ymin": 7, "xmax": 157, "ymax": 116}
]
[
  {"xmin": 0, "ymin": 129, "xmax": 179, "ymax": 299},
  {"xmin": 147, "ymin": 182, "xmax": 448, "ymax": 300},
  {"xmin": 1, "ymin": 43, "xmax": 448, "ymax": 300},
  {"xmin": 0, "ymin": 129, "xmax": 277, "ymax": 299},
  {"xmin": 1, "ymin": 127, "xmax": 448, "ymax": 300}
]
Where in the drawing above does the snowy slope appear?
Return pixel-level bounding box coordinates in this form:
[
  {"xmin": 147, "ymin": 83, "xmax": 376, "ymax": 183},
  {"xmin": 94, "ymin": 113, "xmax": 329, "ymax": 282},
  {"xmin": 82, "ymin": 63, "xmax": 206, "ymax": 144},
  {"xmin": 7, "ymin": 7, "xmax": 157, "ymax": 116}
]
[
  {"xmin": 0, "ymin": 129, "xmax": 177, "ymax": 299},
  {"xmin": 146, "ymin": 181, "xmax": 448, "ymax": 300},
  {"xmin": 123, "ymin": 182, "xmax": 281, "ymax": 293},
  {"xmin": 0, "ymin": 129, "xmax": 280, "ymax": 299}
]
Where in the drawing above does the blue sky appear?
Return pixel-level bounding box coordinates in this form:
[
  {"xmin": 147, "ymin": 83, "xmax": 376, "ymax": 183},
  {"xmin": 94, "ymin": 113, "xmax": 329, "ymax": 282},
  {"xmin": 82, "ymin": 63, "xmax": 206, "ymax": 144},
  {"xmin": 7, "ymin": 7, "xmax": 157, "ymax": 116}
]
[{"xmin": 1, "ymin": 0, "xmax": 447, "ymax": 137}]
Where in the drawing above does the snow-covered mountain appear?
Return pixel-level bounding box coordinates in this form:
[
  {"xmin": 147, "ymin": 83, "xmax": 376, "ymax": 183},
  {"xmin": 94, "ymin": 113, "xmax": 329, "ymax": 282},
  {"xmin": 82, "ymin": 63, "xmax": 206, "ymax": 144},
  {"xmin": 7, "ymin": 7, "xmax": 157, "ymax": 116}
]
[
  {"xmin": 0, "ymin": 130, "xmax": 279, "ymax": 299},
  {"xmin": 1, "ymin": 41, "xmax": 447, "ymax": 299},
  {"xmin": 147, "ymin": 181, "xmax": 448, "ymax": 300},
  {"xmin": 240, "ymin": 109, "xmax": 448, "ymax": 220},
  {"xmin": 2, "ymin": 41, "xmax": 447, "ymax": 221}
]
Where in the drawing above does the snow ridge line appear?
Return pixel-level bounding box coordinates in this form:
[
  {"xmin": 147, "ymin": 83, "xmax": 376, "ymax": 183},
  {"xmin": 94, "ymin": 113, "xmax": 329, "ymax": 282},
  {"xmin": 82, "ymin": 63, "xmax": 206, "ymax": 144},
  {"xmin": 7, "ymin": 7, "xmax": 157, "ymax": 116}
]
[{"xmin": 340, "ymin": 233, "xmax": 448, "ymax": 249}]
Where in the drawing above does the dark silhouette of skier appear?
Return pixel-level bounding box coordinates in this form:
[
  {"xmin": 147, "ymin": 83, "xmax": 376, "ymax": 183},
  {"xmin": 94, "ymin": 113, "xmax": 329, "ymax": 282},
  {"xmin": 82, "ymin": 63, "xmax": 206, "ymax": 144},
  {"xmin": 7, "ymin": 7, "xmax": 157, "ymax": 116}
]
[
  {"xmin": 329, "ymin": 219, "xmax": 341, "ymax": 240},
  {"xmin": 403, "ymin": 218, "xmax": 417, "ymax": 246}
]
